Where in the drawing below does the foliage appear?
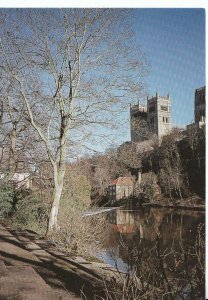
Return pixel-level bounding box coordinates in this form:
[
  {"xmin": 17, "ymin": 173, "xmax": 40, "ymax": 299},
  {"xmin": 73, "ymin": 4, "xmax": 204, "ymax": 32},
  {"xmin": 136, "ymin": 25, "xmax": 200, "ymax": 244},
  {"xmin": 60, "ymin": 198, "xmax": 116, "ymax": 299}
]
[
  {"xmin": 62, "ymin": 168, "xmax": 91, "ymax": 211},
  {"xmin": 53, "ymin": 169, "xmax": 109, "ymax": 256},
  {"xmin": 0, "ymin": 185, "xmax": 48, "ymax": 234},
  {"xmin": 54, "ymin": 211, "xmax": 108, "ymax": 258},
  {"xmin": 117, "ymin": 142, "xmax": 141, "ymax": 171},
  {"xmin": 90, "ymin": 151, "xmax": 130, "ymax": 198},
  {"xmin": 184, "ymin": 127, "xmax": 205, "ymax": 197},
  {"xmin": 140, "ymin": 172, "xmax": 159, "ymax": 202},
  {"xmin": 140, "ymin": 129, "xmax": 205, "ymax": 201},
  {"xmin": 11, "ymin": 190, "xmax": 49, "ymax": 234},
  {"xmin": 0, "ymin": 186, "xmax": 16, "ymax": 219}
]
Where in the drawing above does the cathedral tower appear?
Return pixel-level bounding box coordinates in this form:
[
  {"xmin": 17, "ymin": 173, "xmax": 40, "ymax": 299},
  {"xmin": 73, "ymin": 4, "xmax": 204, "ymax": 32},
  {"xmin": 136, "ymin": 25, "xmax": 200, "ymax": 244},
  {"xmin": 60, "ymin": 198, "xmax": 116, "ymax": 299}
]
[
  {"xmin": 147, "ymin": 92, "xmax": 172, "ymax": 138},
  {"xmin": 130, "ymin": 102, "xmax": 147, "ymax": 142}
]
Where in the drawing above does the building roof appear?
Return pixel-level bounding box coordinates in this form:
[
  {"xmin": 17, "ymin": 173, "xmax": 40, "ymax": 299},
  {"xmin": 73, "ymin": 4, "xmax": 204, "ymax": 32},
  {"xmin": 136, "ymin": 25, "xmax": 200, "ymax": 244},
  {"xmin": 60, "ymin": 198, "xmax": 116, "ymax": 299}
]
[
  {"xmin": 130, "ymin": 103, "xmax": 147, "ymax": 113},
  {"xmin": 110, "ymin": 176, "xmax": 134, "ymax": 186},
  {"xmin": 195, "ymin": 86, "xmax": 205, "ymax": 93}
]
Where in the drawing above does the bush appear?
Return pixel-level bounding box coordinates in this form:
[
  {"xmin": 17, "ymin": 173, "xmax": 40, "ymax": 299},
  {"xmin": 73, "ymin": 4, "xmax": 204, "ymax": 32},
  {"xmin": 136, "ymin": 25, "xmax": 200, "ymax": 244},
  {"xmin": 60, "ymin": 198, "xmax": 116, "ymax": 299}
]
[
  {"xmin": 141, "ymin": 172, "xmax": 160, "ymax": 202},
  {"xmin": 51, "ymin": 171, "xmax": 109, "ymax": 257},
  {"xmin": 54, "ymin": 209, "xmax": 108, "ymax": 258},
  {"xmin": 0, "ymin": 186, "xmax": 16, "ymax": 219},
  {"xmin": 12, "ymin": 190, "xmax": 50, "ymax": 234}
]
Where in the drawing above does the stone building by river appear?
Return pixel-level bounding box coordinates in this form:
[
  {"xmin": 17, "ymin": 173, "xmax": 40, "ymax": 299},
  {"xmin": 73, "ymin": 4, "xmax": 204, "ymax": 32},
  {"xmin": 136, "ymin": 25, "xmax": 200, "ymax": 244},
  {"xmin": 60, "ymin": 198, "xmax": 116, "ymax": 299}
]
[{"xmin": 108, "ymin": 177, "xmax": 134, "ymax": 205}]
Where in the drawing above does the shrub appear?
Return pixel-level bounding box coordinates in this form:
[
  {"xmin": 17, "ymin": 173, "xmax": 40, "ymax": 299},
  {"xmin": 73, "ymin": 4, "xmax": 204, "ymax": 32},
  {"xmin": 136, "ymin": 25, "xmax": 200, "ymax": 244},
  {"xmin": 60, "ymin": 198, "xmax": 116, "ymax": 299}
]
[
  {"xmin": 51, "ymin": 171, "xmax": 109, "ymax": 257},
  {"xmin": 141, "ymin": 172, "xmax": 160, "ymax": 202},
  {"xmin": 0, "ymin": 186, "xmax": 16, "ymax": 219},
  {"xmin": 54, "ymin": 209, "xmax": 108, "ymax": 258},
  {"xmin": 12, "ymin": 190, "xmax": 50, "ymax": 234}
]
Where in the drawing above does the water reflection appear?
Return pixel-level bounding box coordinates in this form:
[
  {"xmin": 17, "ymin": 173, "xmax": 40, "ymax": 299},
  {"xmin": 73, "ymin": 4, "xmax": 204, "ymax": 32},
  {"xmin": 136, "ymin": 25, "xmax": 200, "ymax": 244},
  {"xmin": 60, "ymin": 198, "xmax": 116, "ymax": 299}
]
[
  {"xmin": 99, "ymin": 207, "xmax": 205, "ymax": 299},
  {"xmin": 106, "ymin": 208, "xmax": 205, "ymax": 247}
]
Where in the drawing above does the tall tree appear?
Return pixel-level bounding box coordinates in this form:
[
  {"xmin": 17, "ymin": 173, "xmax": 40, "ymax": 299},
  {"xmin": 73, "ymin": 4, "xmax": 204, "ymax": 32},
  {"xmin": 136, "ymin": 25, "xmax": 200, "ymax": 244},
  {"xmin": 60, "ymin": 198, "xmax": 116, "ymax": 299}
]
[{"xmin": 0, "ymin": 9, "xmax": 147, "ymax": 234}]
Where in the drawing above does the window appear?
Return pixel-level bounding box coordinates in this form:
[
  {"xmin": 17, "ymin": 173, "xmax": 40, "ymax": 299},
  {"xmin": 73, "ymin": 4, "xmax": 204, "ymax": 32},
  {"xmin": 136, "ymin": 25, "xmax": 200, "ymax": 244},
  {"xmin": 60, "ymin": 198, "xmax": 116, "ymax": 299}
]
[
  {"xmin": 161, "ymin": 105, "xmax": 168, "ymax": 111},
  {"xmin": 166, "ymin": 118, "xmax": 168, "ymax": 123},
  {"xmin": 163, "ymin": 117, "xmax": 165, "ymax": 122},
  {"xmin": 149, "ymin": 105, "xmax": 155, "ymax": 113}
]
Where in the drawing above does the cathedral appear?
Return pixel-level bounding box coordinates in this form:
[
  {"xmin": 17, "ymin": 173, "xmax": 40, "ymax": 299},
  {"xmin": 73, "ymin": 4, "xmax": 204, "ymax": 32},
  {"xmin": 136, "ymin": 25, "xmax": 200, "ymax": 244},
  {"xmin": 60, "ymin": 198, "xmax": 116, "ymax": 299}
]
[{"xmin": 130, "ymin": 92, "xmax": 172, "ymax": 142}]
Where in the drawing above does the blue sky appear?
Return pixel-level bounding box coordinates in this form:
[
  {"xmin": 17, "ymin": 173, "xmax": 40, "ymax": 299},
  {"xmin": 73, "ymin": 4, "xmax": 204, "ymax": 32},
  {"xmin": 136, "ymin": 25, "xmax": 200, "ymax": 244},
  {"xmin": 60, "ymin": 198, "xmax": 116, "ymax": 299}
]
[
  {"xmin": 0, "ymin": 7, "xmax": 205, "ymax": 154},
  {"xmin": 83, "ymin": 8, "xmax": 206, "ymax": 153},
  {"xmin": 131, "ymin": 8, "xmax": 205, "ymax": 128}
]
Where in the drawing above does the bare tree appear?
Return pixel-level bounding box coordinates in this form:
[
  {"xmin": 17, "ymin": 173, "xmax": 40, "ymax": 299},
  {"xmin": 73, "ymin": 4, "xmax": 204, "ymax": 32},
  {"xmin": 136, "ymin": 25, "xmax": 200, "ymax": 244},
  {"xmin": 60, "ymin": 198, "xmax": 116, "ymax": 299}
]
[
  {"xmin": 0, "ymin": 83, "xmax": 33, "ymax": 182},
  {"xmin": 0, "ymin": 9, "xmax": 147, "ymax": 234},
  {"xmin": 158, "ymin": 131, "xmax": 186, "ymax": 200}
]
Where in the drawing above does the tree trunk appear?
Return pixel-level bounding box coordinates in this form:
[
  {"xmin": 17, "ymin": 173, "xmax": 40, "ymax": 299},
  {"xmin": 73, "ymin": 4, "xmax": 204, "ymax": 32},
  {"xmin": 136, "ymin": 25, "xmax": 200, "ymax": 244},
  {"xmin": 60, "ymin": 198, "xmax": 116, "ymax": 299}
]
[
  {"xmin": 138, "ymin": 171, "xmax": 141, "ymax": 189},
  {"xmin": 47, "ymin": 168, "xmax": 65, "ymax": 235},
  {"xmin": 47, "ymin": 113, "xmax": 67, "ymax": 235}
]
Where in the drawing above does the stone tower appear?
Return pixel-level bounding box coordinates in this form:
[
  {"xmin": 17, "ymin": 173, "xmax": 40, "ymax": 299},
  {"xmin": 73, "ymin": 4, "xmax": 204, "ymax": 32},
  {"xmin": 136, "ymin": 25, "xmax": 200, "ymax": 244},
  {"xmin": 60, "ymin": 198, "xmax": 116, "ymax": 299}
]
[
  {"xmin": 194, "ymin": 86, "xmax": 205, "ymax": 123},
  {"xmin": 130, "ymin": 102, "xmax": 147, "ymax": 142},
  {"xmin": 147, "ymin": 92, "xmax": 172, "ymax": 139}
]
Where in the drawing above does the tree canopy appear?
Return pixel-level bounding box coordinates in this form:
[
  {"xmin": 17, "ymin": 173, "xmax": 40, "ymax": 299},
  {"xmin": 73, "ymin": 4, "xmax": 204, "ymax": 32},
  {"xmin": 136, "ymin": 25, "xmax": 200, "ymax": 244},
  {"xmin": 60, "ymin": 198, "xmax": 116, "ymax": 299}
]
[{"xmin": 0, "ymin": 8, "xmax": 148, "ymax": 232}]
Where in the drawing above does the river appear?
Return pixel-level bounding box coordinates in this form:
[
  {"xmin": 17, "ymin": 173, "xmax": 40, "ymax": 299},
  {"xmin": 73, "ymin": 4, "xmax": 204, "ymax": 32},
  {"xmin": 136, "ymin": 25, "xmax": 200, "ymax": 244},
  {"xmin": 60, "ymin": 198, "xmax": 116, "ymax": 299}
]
[{"xmin": 96, "ymin": 207, "xmax": 205, "ymax": 299}]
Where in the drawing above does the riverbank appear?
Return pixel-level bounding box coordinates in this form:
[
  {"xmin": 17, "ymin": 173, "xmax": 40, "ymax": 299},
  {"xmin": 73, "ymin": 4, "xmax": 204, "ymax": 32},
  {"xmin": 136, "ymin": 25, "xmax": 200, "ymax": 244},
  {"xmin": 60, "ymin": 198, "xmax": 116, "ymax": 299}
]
[
  {"xmin": 141, "ymin": 194, "xmax": 205, "ymax": 210},
  {"xmin": 109, "ymin": 194, "xmax": 205, "ymax": 211},
  {"xmin": 0, "ymin": 224, "xmax": 121, "ymax": 299},
  {"xmin": 142, "ymin": 202, "xmax": 205, "ymax": 211}
]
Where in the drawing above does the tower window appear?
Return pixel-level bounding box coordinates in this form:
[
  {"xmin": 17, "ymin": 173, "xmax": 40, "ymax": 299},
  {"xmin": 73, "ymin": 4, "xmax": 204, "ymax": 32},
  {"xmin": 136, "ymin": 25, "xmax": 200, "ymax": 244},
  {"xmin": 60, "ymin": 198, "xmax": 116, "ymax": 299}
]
[
  {"xmin": 163, "ymin": 117, "xmax": 165, "ymax": 122},
  {"xmin": 149, "ymin": 106, "xmax": 155, "ymax": 113},
  {"xmin": 166, "ymin": 118, "xmax": 168, "ymax": 123},
  {"xmin": 161, "ymin": 105, "xmax": 168, "ymax": 111}
]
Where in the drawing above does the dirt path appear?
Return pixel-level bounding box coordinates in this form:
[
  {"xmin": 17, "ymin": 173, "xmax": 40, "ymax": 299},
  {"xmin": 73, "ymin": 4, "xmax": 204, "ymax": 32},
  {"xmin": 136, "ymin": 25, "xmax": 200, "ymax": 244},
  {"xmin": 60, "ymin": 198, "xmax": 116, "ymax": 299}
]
[{"xmin": 0, "ymin": 224, "xmax": 118, "ymax": 300}]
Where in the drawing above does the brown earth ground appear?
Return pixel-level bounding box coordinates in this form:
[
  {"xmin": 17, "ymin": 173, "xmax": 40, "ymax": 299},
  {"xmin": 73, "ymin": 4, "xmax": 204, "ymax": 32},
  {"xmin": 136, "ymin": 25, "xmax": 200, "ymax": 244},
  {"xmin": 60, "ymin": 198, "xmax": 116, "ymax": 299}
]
[{"xmin": 0, "ymin": 224, "xmax": 119, "ymax": 300}]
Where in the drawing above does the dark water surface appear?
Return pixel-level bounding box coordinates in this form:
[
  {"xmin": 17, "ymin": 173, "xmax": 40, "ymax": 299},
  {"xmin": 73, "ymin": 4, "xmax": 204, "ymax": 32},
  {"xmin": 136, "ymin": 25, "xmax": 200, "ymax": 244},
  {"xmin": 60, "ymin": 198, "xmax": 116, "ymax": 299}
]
[{"xmin": 97, "ymin": 207, "xmax": 205, "ymax": 299}]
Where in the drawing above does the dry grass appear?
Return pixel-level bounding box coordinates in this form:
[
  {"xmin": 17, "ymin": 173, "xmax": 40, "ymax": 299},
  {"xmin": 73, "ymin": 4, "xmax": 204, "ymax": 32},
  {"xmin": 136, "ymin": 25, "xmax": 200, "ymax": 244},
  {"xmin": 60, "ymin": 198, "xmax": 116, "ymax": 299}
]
[{"xmin": 52, "ymin": 207, "xmax": 109, "ymax": 258}]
